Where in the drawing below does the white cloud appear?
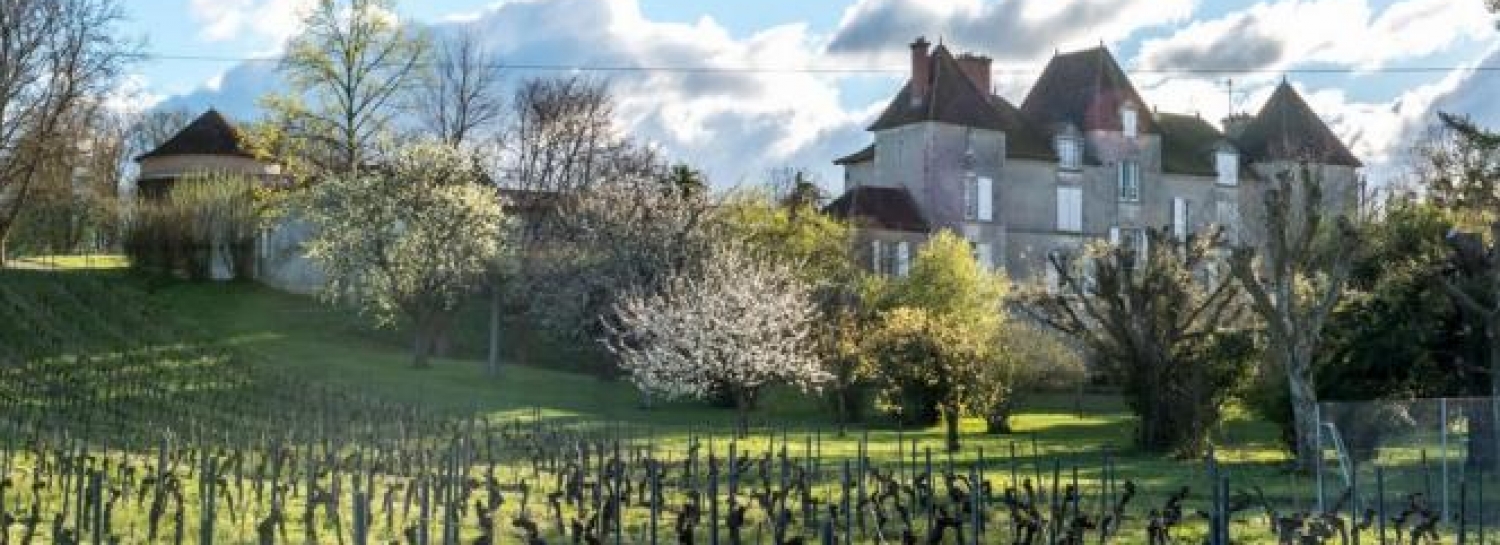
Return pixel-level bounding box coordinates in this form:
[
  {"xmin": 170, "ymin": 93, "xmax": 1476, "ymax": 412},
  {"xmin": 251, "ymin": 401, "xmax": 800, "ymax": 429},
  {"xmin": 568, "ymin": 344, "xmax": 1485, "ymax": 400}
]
[
  {"xmin": 190, "ymin": 0, "xmax": 314, "ymax": 46},
  {"xmin": 826, "ymin": 0, "xmax": 1194, "ymax": 65},
  {"xmin": 1138, "ymin": 0, "xmax": 1492, "ymax": 74}
]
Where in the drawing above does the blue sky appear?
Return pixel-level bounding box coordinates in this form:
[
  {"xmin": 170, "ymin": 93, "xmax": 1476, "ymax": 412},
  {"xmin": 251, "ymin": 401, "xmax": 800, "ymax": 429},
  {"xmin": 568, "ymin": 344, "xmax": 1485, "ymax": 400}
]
[{"xmin": 117, "ymin": 0, "xmax": 1500, "ymax": 188}]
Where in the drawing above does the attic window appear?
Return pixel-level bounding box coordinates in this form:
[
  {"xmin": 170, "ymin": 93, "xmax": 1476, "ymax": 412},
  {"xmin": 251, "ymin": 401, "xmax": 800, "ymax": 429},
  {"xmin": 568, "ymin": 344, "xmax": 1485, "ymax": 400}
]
[
  {"xmin": 1216, "ymin": 150, "xmax": 1239, "ymax": 186},
  {"xmin": 1056, "ymin": 136, "xmax": 1082, "ymax": 170},
  {"xmin": 1121, "ymin": 103, "xmax": 1139, "ymax": 138}
]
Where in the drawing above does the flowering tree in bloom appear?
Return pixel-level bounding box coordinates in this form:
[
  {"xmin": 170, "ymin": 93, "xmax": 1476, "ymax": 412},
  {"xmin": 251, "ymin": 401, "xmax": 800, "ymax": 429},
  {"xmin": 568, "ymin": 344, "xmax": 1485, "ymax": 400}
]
[
  {"xmin": 604, "ymin": 243, "xmax": 829, "ymax": 434},
  {"xmin": 303, "ymin": 140, "xmax": 509, "ymax": 368}
]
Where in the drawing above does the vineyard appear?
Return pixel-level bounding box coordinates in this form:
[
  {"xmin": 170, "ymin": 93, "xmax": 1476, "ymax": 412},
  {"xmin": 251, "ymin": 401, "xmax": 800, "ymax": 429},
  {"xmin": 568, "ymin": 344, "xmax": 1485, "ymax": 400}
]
[{"xmin": 0, "ymin": 267, "xmax": 1487, "ymax": 544}]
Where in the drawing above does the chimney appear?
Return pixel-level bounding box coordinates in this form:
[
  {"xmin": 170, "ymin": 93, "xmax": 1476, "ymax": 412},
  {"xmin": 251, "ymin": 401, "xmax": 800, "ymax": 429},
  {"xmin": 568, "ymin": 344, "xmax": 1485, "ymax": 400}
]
[
  {"xmin": 1221, "ymin": 112, "xmax": 1253, "ymax": 139},
  {"xmin": 909, "ymin": 37, "xmax": 931, "ymax": 108},
  {"xmin": 957, "ymin": 53, "xmax": 992, "ymax": 94}
]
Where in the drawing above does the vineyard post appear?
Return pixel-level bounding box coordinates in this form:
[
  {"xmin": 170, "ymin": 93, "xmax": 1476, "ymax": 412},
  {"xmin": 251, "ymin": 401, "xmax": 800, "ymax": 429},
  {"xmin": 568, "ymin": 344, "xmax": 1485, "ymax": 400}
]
[
  {"xmin": 856, "ymin": 431, "xmax": 867, "ymax": 537},
  {"xmin": 924, "ymin": 447, "xmax": 933, "ymax": 536},
  {"xmin": 969, "ymin": 461, "xmax": 980, "ymax": 545},
  {"xmin": 841, "ymin": 459, "xmax": 851, "ymax": 545},
  {"xmin": 709, "ymin": 452, "xmax": 720, "ymax": 545},
  {"xmin": 1351, "ymin": 456, "xmax": 1361, "ymax": 545},
  {"xmin": 649, "ymin": 461, "xmax": 660, "ymax": 545},
  {"xmin": 89, "ymin": 468, "xmax": 103, "ymax": 545}
]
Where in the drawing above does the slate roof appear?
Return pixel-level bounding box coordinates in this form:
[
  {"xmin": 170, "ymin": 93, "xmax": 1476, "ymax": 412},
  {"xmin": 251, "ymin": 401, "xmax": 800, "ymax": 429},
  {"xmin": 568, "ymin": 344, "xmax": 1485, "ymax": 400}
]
[
  {"xmin": 868, "ymin": 46, "xmax": 1054, "ymax": 160},
  {"xmin": 823, "ymin": 186, "xmax": 927, "ymax": 232},
  {"xmin": 1020, "ymin": 47, "xmax": 1153, "ymax": 134},
  {"xmin": 834, "ymin": 144, "xmax": 874, "ymax": 165},
  {"xmin": 135, "ymin": 109, "xmax": 255, "ymax": 161},
  {"xmin": 1232, "ymin": 81, "xmax": 1362, "ymax": 168},
  {"xmin": 1156, "ymin": 112, "xmax": 1223, "ymax": 176}
]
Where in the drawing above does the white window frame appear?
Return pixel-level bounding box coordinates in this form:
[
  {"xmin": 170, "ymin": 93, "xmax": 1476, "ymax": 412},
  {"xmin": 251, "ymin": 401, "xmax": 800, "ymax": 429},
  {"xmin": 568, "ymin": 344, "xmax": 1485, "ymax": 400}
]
[
  {"xmin": 1121, "ymin": 104, "xmax": 1138, "ymax": 139},
  {"xmin": 1056, "ymin": 186, "xmax": 1082, "ymax": 233},
  {"xmin": 896, "ymin": 241, "xmax": 910, "ymax": 276},
  {"xmin": 976, "ymin": 176, "xmax": 993, "ymax": 221},
  {"xmin": 1172, "ymin": 198, "xmax": 1189, "ymax": 241},
  {"xmin": 1118, "ymin": 161, "xmax": 1141, "ymax": 202},
  {"xmin": 1216, "ymin": 151, "xmax": 1239, "ymax": 186},
  {"xmin": 1057, "ymin": 136, "xmax": 1082, "ymax": 170},
  {"xmin": 1217, "ymin": 201, "xmax": 1240, "ymax": 243},
  {"xmin": 963, "ymin": 173, "xmax": 978, "ymax": 220}
]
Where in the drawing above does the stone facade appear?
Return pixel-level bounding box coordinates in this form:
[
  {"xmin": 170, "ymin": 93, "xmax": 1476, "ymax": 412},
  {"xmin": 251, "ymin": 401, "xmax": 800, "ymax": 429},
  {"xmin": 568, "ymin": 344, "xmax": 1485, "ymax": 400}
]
[{"xmin": 828, "ymin": 39, "xmax": 1363, "ymax": 284}]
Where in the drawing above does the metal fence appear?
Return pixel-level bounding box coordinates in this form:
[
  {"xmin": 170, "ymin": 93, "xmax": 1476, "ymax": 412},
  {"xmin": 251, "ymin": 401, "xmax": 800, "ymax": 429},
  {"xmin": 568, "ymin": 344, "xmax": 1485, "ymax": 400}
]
[{"xmin": 1317, "ymin": 397, "xmax": 1500, "ymax": 536}]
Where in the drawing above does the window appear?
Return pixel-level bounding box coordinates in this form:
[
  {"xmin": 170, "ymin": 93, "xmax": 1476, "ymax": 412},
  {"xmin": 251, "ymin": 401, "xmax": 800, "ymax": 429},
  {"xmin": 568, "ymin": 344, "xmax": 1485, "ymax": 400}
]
[
  {"xmin": 1043, "ymin": 250, "xmax": 1067, "ymax": 294},
  {"xmin": 968, "ymin": 240, "xmax": 993, "ymax": 270},
  {"xmin": 1121, "ymin": 104, "xmax": 1138, "ymax": 138},
  {"xmin": 872, "ymin": 240, "xmax": 910, "ymax": 276},
  {"xmin": 964, "ymin": 174, "xmax": 978, "ymax": 220},
  {"xmin": 1111, "ymin": 227, "xmax": 1147, "ymax": 270},
  {"xmin": 1056, "ymin": 186, "xmax": 1082, "ymax": 233},
  {"xmin": 1216, "ymin": 201, "xmax": 1240, "ymax": 242},
  {"xmin": 1056, "ymin": 136, "xmax": 1082, "ymax": 170},
  {"xmin": 963, "ymin": 175, "xmax": 994, "ymax": 221},
  {"xmin": 1172, "ymin": 198, "xmax": 1189, "ymax": 240},
  {"xmin": 1118, "ymin": 161, "xmax": 1140, "ymax": 202},
  {"xmin": 1216, "ymin": 151, "xmax": 1239, "ymax": 186}
]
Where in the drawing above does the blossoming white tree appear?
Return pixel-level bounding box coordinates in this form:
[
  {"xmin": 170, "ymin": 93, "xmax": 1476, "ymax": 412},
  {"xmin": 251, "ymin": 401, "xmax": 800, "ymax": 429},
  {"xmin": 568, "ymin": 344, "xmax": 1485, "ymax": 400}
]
[
  {"xmin": 303, "ymin": 140, "xmax": 509, "ymax": 368},
  {"xmin": 604, "ymin": 243, "xmax": 829, "ymax": 434}
]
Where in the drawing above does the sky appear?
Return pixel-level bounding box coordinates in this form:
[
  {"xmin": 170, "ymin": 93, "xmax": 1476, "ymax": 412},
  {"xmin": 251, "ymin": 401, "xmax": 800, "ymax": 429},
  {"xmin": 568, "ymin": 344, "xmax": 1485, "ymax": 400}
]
[{"xmin": 117, "ymin": 0, "xmax": 1500, "ymax": 190}]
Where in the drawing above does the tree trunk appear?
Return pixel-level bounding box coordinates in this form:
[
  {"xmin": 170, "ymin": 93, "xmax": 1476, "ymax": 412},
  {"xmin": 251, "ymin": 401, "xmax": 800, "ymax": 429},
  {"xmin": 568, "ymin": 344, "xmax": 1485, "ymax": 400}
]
[
  {"xmin": 486, "ymin": 286, "xmax": 503, "ymax": 377},
  {"xmin": 985, "ymin": 398, "xmax": 1015, "ymax": 435},
  {"xmin": 734, "ymin": 390, "xmax": 751, "ymax": 439},
  {"xmin": 1286, "ymin": 356, "xmax": 1321, "ymax": 470},
  {"xmin": 0, "ymin": 230, "xmax": 7, "ymax": 267},
  {"xmin": 943, "ymin": 405, "xmax": 961, "ymax": 453},
  {"xmin": 411, "ymin": 320, "xmax": 434, "ymax": 369}
]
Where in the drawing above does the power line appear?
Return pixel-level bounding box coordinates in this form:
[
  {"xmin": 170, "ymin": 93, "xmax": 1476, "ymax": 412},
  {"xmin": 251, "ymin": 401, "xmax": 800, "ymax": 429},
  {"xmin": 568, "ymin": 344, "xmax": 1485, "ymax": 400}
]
[{"xmin": 138, "ymin": 52, "xmax": 1500, "ymax": 76}]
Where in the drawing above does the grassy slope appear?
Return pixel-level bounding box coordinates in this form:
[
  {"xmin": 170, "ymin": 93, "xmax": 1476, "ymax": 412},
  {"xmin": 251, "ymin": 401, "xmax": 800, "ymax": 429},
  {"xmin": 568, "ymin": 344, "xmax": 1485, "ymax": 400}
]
[
  {"xmin": 6, "ymin": 262, "xmax": 1342, "ymax": 543},
  {"xmin": 151, "ymin": 272, "xmax": 1292, "ymax": 463}
]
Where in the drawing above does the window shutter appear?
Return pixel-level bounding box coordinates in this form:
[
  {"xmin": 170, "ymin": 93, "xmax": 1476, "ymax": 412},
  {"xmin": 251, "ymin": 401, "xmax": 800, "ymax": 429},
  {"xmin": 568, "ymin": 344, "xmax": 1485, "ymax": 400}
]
[
  {"xmin": 1172, "ymin": 198, "xmax": 1188, "ymax": 240},
  {"xmin": 871, "ymin": 240, "xmax": 883, "ymax": 272},
  {"xmin": 977, "ymin": 176, "xmax": 993, "ymax": 221},
  {"xmin": 896, "ymin": 241, "xmax": 910, "ymax": 276},
  {"xmin": 1057, "ymin": 187, "xmax": 1082, "ymax": 233},
  {"xmin": 976, "ymin": 243, "xmax": 992, "ymax": 270},
  {"xmin": 1109, "ymin": 227, "xmax": 1121, "ymax": 246}
]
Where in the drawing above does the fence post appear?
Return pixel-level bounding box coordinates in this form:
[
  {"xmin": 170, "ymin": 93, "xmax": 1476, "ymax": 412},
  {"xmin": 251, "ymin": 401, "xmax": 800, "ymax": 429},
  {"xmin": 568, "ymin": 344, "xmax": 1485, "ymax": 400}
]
[
  {"xmin": 1316, "ymin": 403, "xmax": 1326, "ymax": 513},
  {"xmin": 1444, "ymin": 398, "xmax": 1452, "ymax": 524}
]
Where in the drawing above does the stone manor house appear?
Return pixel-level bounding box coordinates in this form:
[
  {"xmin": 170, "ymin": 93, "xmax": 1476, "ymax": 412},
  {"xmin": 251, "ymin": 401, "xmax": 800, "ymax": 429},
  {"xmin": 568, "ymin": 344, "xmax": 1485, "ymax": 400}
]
[{"xmin": 824, "ymin": 38, "xmax": 1362, "ymax": 283}]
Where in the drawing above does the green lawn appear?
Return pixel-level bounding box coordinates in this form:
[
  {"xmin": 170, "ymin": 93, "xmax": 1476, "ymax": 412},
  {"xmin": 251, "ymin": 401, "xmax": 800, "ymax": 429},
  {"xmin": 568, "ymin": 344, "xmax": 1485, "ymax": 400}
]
[{"xmin": 6, "ymin": 259, "xmax": 1477, "ymax": 544}]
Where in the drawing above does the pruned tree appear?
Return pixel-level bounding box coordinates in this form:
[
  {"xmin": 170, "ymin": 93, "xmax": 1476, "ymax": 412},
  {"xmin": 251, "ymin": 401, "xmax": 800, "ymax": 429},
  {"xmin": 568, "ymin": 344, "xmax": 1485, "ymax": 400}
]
[
  {"xmin": 604, "ymin": 242, "xmax": 828, "ymax": 435},
  {"xmin": 864, "ymin": 230, "xmax": 1010, "ymax": 452},
  {"xmin": 0, "ymin": 0, "xmax": 132, "ymax": 264},
  {"xmin": 1230, "ymin": 162, "xmax": 1360, "ymax": 469},
  {"xmin": 302, "ymin": 140, "xmax": 510, "ymax": 368},
  {"xmin": 269, "ymin": 0, "xmax": 427, "ymax": 176},
  {"xmin": 1025, "ymin": 227, "xmax": 1250, "ymax": 455},
  {"xmin": 415, "ymin": 29, "xmax": 505, "ymax": 146}
]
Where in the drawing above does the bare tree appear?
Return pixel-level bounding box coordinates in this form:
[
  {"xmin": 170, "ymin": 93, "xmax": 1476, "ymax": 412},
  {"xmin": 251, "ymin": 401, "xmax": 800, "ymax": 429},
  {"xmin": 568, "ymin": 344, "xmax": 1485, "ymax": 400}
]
[
  {"xmin": 271, "ymin": 0, "xmax": 427, "ymax": 176},
  {"xmin": 415, "ymin": 30, "xmax": 505, "ymax": 146},
  {"xmin": 0, "ymin": 0, "xmax": 132, "ymax": 264},
  {"xmin": 483, "ymin": 76, "xmax": 657, "ymax": 375},
  {"xmin": 501, "ymin": 76, "xmax": 623, "ymax": 195},
  {"xmin": 125, "ymin": 108, "xmax": 195, "ymax": 160},
  {"xmin": 1229, "ymin": 162, "xmax": 1359, "ymax": 469},
  {"xmin": 1024, "ymin": 227, "xmax": 1250, "ymax": 455}
]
